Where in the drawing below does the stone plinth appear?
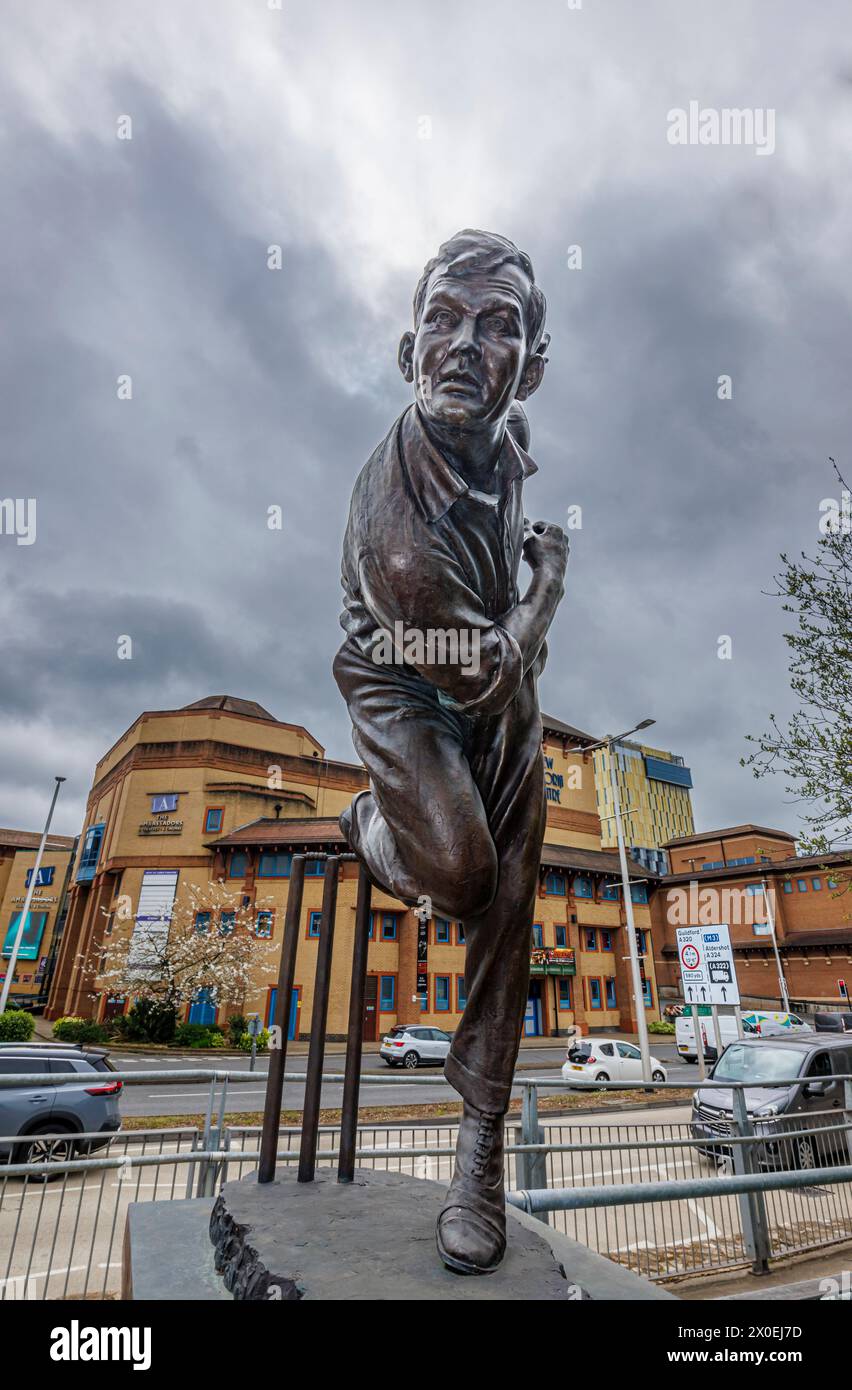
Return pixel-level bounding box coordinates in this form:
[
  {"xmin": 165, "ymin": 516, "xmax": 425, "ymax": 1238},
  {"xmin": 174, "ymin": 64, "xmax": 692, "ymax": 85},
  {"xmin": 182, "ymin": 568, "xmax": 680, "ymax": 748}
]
[{"xmin": 207, "ymin": 1168, "xmax": 677, "ymax": 1301}]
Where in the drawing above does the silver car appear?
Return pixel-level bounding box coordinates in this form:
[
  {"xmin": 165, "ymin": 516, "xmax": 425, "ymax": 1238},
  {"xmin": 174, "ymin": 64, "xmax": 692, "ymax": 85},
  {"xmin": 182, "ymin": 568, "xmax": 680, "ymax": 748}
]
[
  {"xmin": 380, "ymin": 1025, "xmax": 452, "ymax": 1069},
  {"xmin": 0, "ymin": 1043, "xmax": 122, "ymax": 1168}
]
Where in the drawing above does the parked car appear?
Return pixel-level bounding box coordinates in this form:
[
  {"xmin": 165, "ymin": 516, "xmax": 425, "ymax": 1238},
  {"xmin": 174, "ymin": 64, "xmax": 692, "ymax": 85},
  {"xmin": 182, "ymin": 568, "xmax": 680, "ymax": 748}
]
[
  {"xmin": 813, "ymin": 1012, "xmax": 852, "ymax": 1033},
  {"xmin": 675, "ymin": 1010, "xmax": 811, "ymax": 1063},
  {"xmin": 691, "ymin": 1034, "xmax": 852, "ymax": 1170},
  {"xmin": 379, "ymin": 1025, "xmax": 452, "ymax": 1069},
  {"xmin": 561, "ymin": 1038, "xmax": 667, "ymax": 1085},
  {"xmin": 0, "ymin": 1043, "xmax": 122, "ymax": 1169}
]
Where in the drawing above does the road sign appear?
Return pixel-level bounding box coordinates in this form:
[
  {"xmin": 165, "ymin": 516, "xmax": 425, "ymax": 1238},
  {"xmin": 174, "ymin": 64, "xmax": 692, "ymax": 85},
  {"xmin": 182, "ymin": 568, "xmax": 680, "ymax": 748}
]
[
  {"xmin": 676, "ymin": 924, "xmax": 740, "ymax": 1006},
  {"xmin": 839, "ymin": 978, "xmax": 849, "ymax": 1001}
]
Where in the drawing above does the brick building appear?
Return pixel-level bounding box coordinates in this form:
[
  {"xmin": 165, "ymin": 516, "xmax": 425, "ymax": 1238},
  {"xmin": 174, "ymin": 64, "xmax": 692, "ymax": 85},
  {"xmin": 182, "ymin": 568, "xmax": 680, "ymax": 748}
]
[
  {"xmin": 0, "ymin": 827, "xmax": 76, "ymax": 1008},
  {"xmin": 651, "ymin": 825, "xmax": 852, "ymax": 1007},
  {"xmin": 46, "ymin": 698, "xmax": 662, "ymax": 1038}
]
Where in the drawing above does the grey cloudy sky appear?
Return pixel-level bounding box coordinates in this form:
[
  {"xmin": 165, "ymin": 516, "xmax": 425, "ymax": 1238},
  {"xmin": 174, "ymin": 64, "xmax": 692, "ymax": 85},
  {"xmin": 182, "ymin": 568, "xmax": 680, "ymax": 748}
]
[{"xmin": 2, "ymin": 0, "xmax": 851, "ymax": 841}]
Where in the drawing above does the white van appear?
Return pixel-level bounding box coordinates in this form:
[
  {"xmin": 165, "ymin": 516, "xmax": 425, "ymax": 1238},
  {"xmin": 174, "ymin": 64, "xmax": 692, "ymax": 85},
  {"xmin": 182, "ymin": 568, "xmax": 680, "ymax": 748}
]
[{"xmin": 675, "ymin": 1009, "xmax": 812, "ymax": 1062}]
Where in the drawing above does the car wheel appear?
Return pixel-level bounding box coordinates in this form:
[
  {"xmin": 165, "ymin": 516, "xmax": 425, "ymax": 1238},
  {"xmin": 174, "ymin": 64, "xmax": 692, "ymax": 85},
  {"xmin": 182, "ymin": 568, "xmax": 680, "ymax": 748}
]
[
  {"xmin": 794, "ymin": 1136, "xmax": 816, "ymax": 1170},
  {"xmin": 403, "ymin": 1051, "xmax": 420, "ymax": 1069},
  {"xmin": 594, "ymin": 1071, "xmax": 610, "ymax": 1083},
  {"xmin": 383, "ymin": 1058, "xmax": 398, "ymax": 1067},
  {"xmin": 685, "ymin": 1056, "xmax": 698, "ymax": 1065},
  {"xmin": 18, "ymin": 1125, "xmax": 76, "ymax": 1179},
  {"xmin": 652, "ymin": 1070, "xmax": 666, "ymax": 1082}
]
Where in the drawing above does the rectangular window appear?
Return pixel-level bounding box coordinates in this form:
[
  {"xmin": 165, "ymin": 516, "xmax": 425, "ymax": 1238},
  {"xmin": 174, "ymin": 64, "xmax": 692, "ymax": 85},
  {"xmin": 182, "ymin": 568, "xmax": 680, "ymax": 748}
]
[
  {"xmin": 456, "ymin": 922, "xmax": 465, "ymax": 945},
  {"xmin": 797, "ymin": 879, "xmax": 808, "ymax": 892},
  {"xmin": 456, "ymin": 975, "xmax": 467, "ymax": 1010},
  {"xmin": 204, "ymin": 807, "xmax": 223, "ymax": 835},
  {"xmin": 557, "ymin": 978, "xmax": 572, "ymax": 1010},
  {"xmin": 812, "ymin": 878, "xmax": 822, "ymax": 891},
  {"xmin": 219, "ymin": 911, "xmax": 235, "ymax": 935},
  {"xmin": 588, "ymin": 978, "xmax": 602, "ymax": 1010},
  {"xmin": 545, "ymin": 870, "xmax": 565, "ymax": 896},
  {"xmin": 194, "ymin": 912, "xmax": 211, "ymax": 934},
  {"xmin": 258, "ymin": 852, "xmax": 291, "ymax": 878},
  {"xmin": 630, "ymin": 883, "xmax": 648, "ymax": 904},
  {"xmin": 532, "ymin": 923, "xmax": 544, "ymax": 948},
  {"xmin": 605, "ymin": 977, "xmax": 617, "ymax": 1009},
  {"xmin": 601, "ymin": 882, "xmax": 619, "ymax": 901},
  {"xmin": 435, "ymin": 918, "xmax": 451, "ymax": 943},
  {"xmin": 379, "ymin": 975, "xmax": 395, "ymax": 1011},
  {"xmin": 783, "ymin": 880, "xmax": 793, "ymax": 893},
  {"xmin": 584, "ymin": 928, "xmax": 597, "ymax": 951},
  {"xmin": 555, "ymin": 924, "xmax": 567, "ymax": 948},
  {"xmin": 228, "ymin": 851, "xmax": 248, "ymax": 878},
  {"xmin": 381, "ymin": 914, "xmax": 397, "ymax": 941},
  {"xmin": 256, "ymin": 911, "xmax": 274, "ymax": 938},
  {"xmin": 435, "ymin": 976, "xmax": 450, "ymax": 1011},
  {"xmin": 76, "ymin": 823, "xmax": 105, "ymax": 883},
  {"xmin": 600, "ymin": 930, "xmax": 612, "ymax": 952},
  {"xmin": 307, "ymin": 911, "xmax": 322, "ymax": 938},
  {"xmin": 305, "ymin": 859, "xmax": 324, "ymax": 876}
]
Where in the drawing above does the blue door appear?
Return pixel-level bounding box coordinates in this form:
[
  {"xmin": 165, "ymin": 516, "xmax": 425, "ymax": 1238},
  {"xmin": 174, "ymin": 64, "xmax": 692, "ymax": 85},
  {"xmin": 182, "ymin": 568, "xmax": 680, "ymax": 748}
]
[
  {"xmin": 189, "ymin": 988, "xmax": 216, "ymax": 1026},
  {"xmin": 523, "ymin": 981, "xmax": 543, "ymax": 1036},
  {"xmin": 267, "ymin": 987, "xmax": 299, "ymax": 1040}
]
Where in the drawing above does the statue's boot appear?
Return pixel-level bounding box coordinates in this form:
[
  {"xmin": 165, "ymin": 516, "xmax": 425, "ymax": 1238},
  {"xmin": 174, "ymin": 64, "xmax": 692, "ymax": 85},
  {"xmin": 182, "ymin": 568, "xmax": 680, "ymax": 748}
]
[{"xmin": 437, "ymin": 1101, "xmax": 506, "ymax": 1275}]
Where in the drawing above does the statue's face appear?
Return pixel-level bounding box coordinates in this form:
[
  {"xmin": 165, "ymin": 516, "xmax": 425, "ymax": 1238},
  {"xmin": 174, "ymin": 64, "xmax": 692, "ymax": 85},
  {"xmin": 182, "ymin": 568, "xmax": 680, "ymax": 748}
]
[{"xmin": 402, "ymin": 262, "xmax": 537, "ymax": 430}]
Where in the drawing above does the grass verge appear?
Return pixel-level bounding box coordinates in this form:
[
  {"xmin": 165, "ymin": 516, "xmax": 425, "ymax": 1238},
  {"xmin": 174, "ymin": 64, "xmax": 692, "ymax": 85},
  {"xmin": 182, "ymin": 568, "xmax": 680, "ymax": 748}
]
[{"xmin": 122, "ymin": 1087, "xmax": 694, "ymax": 1131}]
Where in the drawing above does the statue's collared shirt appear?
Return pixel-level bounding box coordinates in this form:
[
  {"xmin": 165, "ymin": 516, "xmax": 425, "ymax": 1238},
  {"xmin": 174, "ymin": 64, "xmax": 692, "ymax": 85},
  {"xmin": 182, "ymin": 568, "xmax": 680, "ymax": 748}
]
[{"xmin": 339, "ymin": 404, "xmax": 538, "ymax": 717}]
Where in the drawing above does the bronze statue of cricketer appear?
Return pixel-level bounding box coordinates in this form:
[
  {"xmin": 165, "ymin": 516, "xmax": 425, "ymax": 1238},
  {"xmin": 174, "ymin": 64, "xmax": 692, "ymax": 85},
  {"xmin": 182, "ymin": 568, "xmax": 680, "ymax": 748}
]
[{"xmin": 335, "ymin": 230, "xmax": 568, "ymax": 1274}]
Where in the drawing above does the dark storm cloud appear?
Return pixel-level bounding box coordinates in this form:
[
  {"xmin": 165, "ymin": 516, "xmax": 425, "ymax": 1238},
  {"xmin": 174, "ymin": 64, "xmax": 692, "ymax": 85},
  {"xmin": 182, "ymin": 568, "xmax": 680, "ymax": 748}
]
[{"xmin": 2, "ymin": 0, "xmax": 851, "ymax": 843}]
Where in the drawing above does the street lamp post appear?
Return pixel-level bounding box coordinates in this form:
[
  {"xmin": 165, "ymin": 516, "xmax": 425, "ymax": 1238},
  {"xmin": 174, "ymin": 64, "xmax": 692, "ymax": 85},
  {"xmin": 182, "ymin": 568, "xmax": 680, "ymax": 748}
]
[
  {"xmin": 568, "ymin": 720, "xmax": 656, "ymax": 1083},
  {"xmin": 0, "ymin": 776, "xmax": 66, "ymax": 1015},
  {"xmin": 761, "ymin": 876, "xmax": 791, "ymax": 1013}
]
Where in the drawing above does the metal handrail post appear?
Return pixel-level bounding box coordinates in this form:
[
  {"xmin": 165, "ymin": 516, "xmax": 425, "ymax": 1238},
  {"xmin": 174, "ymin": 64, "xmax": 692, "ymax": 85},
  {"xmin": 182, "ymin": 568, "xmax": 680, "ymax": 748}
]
[{"xmin": 732, "ymin": 1086, "xmax": 770, "ymax": 1273}]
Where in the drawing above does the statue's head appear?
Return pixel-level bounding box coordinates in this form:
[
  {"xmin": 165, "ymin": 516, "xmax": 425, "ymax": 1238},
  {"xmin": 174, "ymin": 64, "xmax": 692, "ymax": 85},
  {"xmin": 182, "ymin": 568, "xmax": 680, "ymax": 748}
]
[{"xmin": 399, "ymin": 229, "xmax": 549, "ymax": 433}]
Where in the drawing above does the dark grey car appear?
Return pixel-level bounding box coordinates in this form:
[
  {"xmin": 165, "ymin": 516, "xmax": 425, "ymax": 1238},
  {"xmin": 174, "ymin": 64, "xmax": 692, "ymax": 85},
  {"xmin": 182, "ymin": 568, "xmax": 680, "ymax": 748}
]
[
  {"xmin": 691, "ymin": 1035, "xmax": 852, "ymax": 1171},
  {"xmin": 0, "ymin": 1043, "xmax": 122, "ymax": 1167}
]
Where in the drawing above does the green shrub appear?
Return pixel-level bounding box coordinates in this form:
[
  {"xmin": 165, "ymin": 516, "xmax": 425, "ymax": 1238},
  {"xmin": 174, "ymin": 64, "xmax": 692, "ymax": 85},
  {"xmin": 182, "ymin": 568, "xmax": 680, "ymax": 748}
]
[
  {"xmin": 116, "ymin": 1000, "xmax": 177, "ymax": 1044},
  {"xmin": 238, "ymin": 1028, "xmax": 270, "ymax": 1052},
  {"xmin": 0, "ymin": 1008, "xmax": 35, "ymax": 1041},
  {"xmin": 174, "ymin": 1022, "xmax": 226, "ymax": 1049},
  {"xmin": 226, "ymin": 1014, "xmax": 248, "ymax": 1046},
  {"xmin": 52, "ymin": 1016, "xmax": 108, "ymax": 1045},
  {"xmin": 648, "ymin": 1019, "xmax": 676, "ymax": 1035}
]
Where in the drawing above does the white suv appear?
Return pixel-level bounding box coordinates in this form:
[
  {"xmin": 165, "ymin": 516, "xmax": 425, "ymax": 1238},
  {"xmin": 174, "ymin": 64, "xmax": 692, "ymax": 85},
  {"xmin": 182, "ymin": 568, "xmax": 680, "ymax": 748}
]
[{"xmin": 380, "ymin": 1025, "xmax": 452, "ymax": 1069}]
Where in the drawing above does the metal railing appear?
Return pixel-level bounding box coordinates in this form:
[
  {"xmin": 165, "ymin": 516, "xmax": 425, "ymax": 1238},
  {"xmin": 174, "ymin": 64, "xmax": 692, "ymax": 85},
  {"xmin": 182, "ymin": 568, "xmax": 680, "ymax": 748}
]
[{"xmin": 4, "ymin": 1067, "xmax": 852, "ymax": 1295}]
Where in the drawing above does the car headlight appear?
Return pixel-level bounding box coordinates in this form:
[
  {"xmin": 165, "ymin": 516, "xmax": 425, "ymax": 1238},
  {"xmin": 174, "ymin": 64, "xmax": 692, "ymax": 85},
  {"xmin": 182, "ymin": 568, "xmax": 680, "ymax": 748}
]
[{"xmin": 755, "ymin": 1102, "xmax": 780, "ymax": 1117}]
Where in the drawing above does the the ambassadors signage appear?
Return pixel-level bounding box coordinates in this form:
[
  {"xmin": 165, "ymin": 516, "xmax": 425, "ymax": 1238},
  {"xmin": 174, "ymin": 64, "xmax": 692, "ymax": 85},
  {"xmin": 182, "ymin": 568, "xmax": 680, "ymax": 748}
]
[
  {"xmin": 25, "ymin": 865, "xmax": 55, "ymax": 888},
  {"xmin": 138, "ymin": 820, "xmax": 183, "ymax": 836}
]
